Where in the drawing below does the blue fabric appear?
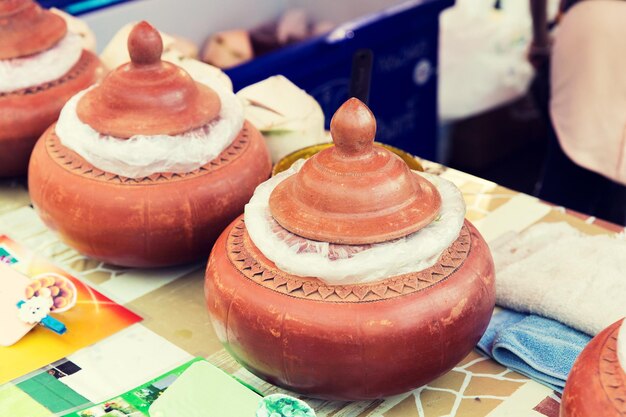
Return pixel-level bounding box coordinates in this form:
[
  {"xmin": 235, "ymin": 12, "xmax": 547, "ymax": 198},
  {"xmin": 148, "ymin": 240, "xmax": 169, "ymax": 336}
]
[{"xmin": 477, "ymin": 310, "xmax": 592, "ymax": 392}]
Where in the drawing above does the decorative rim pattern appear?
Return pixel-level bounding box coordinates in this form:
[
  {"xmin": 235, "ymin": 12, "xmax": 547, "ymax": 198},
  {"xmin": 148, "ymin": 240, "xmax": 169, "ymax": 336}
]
[
  {"xmin": 0, "ymin": 50, "xmax": 94, "ymax": 98},
  {"xmin": 599, "ymin": 326, "xmax": 626, "ymax": 414},
  {"xmin": 226, "ymin": 218, "xmax": 472, "ymax": 303},
  {"xmin": 45, "ymin": 123, "xmax": 251, "ymax": 184}
]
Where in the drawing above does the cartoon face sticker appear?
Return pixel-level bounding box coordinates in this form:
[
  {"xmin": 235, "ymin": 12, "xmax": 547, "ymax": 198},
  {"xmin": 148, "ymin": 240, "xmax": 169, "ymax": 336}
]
[{"xmin": 17, "ymin": 296, "xmax": 53, "ymax": 324}]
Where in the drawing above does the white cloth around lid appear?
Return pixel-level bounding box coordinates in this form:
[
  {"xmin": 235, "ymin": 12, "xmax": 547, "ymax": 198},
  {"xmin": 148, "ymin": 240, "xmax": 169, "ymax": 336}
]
[
  {"xmin": 0, "ymin": 31, "xmax": 83, "ymax": 94},
  {"xmin": 244, "ymin": 159, "xmax": 466, "ymax": 284},
  {"xmin": 55, "ymin": 78, "xmax": 244, "ymax": 178}
]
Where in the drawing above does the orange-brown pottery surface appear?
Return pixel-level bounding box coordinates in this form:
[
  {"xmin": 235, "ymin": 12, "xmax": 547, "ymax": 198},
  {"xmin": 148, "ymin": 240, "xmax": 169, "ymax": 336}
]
[
  {"xmin": 561, "ymin": 319, "xmax": 626, "ymax": 417},
  {"xmin": 0, "ymin": 50, "xmax": 103, "ymax": 177}
]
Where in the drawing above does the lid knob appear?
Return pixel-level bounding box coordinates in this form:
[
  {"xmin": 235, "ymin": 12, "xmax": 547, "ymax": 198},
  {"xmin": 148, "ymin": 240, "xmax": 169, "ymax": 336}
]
[
  {"xmin": 330, "ymin": 98, "xmax": 376, "ymax": 157},
  {"xmin": 128, "ymin": 21, "xmax": 163, "ymax": 66}
]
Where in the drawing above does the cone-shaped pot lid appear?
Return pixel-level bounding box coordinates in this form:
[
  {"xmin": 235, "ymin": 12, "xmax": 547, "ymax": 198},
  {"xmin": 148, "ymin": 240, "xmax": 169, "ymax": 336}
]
[
  {"xmin": 269, "ymin": 98, "xmax": 442, "ymax": 245},
  {"xmin": 0, "ymin": 0, "xmax": 67, "ymax": 60},
  {"xmin": 77, "ymin": 21, "xmax": 221, "ymax": 139}
]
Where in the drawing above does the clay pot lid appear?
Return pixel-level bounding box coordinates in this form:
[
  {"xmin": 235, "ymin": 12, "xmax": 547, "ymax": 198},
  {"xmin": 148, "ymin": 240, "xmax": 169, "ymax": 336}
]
[
  {"xmin": 269, "ymin": 98, "xmax": 442, "ymax": 245},
  {"xmin": 0, "ymin": 0, "xmax": 67, "ymax": 60},
  {"xmin": 77, "ymin": 21, "xmax": 221, "ymax": 139}
]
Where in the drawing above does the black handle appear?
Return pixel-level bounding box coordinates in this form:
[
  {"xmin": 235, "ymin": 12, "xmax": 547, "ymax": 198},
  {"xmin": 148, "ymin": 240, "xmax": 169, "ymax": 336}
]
[{"xmin": 349, "ymin": 49, "xmax": 373, "ymax": 105}]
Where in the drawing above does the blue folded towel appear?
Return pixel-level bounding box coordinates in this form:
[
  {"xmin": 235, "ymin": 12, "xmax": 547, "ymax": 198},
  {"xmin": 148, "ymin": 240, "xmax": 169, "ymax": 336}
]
[{"xmin": 477, "ymin": 310, "xmax": 591, "ymax": 392}]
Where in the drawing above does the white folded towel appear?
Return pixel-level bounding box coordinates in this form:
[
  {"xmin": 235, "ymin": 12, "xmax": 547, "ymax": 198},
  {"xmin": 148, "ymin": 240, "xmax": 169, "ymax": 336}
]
[{"xmin": 492, "ymin": 222, "xmax": 626, "ymax": 335}]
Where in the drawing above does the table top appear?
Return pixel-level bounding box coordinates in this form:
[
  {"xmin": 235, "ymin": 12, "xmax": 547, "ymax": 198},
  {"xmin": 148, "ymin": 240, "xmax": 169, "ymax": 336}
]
[{"xmin": 0, "ymin": 160, "xmax": 621, "ymax": 417}]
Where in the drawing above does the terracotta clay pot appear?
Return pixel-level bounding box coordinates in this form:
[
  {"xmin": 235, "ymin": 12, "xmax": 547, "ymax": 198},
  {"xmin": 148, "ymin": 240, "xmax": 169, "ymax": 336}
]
[
  {"xmin": 560, "ymin": 319, "xmax": 626, "ymax": 417},
  {"xmin": 0, "ymin": 0, "xmax": 103, "ymax": 177},
  {"xmin": 205, "ymin": 98, "xmax": 495, "ymax": 400},
  {"xmin": 28, "ymin": 22, "xmax": 271, "ymax": 267}
]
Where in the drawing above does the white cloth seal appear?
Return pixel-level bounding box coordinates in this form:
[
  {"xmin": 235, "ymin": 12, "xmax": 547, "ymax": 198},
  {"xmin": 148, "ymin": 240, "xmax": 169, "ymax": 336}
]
[
  {"xmin": 0, "ymin": 32, "xmax": 83, "ymax": 94},
  {"xmin": 55, "ymin": 78, "xmax": 244, "ymax": 178}
]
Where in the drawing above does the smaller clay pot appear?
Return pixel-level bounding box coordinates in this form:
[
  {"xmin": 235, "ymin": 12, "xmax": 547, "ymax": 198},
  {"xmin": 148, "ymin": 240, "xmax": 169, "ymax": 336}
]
[
  {"xmin": 0, "ymin": 0, "xmax": 103, "ymax": 177},
  {"xmin": 560, "ymin": 319, "xmax": 626, "ymax": 417},
  {"xmin": 28, "ymin": 21, "xmax": 271, "ymax": 267}
]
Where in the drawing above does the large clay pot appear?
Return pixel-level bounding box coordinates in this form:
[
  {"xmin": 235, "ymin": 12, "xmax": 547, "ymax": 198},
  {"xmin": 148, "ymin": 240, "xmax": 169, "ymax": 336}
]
[
  {"xmin": 29, "ymin": 22, "xmax": 271, "ymax": 267},
  {"xmin": 0, "ymin": 0, "xmax": 103, "ymax": 177},
  {"xmin": 205, "ymin": 98, "xmax": 495, "ymax": 400},
  {"xmin": 560, "ymin": 319, "xmax": 626, "ymax": 417}
]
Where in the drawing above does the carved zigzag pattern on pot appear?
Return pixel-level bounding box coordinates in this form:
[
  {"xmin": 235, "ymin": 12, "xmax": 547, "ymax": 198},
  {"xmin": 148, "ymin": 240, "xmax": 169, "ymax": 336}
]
[
  {"xmin": 599, "ymin": 329, "xmax": 626, "ymax": 414},
  {"xmin": 227, "ymin": 219, "xmax": 471, "ymax": 302},
  {"xmin": 0, "ymin": 51, "xmax": 95, "ymax": 98},
  {"xmin": 46, "ymin": 125, "xmax": 251, "ymax": 184}
]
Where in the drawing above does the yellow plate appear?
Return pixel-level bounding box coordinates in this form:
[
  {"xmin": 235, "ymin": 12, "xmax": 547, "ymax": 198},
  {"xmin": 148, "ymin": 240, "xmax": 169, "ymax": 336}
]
[{"xmin": 272, "ymin": 142, "xmax": 424, "ymax": 176}]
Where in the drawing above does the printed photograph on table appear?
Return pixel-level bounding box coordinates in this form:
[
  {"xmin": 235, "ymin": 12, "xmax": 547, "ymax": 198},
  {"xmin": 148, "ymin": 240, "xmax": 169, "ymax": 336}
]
[
  {"xmin": 75, "ymin": 398, "xmax": 141, "ymax": 417},
  {"xmin": 0, "ymin": 244, "xmax": 19, "ymax": 264},
  {"xmin": 63, "ymin": 358, "xmax": 205, "ymax": 417},
  {"xmin": 9, "ymin": 359, "xmax": 91, "ymax": 415},
  {"xmin": 0, "ymin": 235, "xmax": 142, "ymax": 384}
]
